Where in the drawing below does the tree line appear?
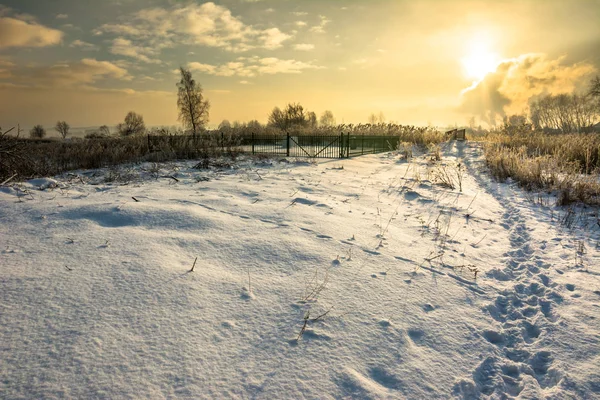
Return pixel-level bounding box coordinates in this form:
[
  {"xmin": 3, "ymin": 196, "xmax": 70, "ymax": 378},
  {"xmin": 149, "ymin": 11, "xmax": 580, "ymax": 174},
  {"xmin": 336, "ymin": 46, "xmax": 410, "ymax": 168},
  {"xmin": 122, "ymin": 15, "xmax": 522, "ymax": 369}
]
[
  {"xmin": 24, "ymin": 66, "xmax": 391, "ymax": 140},
  {"xmin": 498, "ymin": 76, "xmax": 600, "ymax": 134}
]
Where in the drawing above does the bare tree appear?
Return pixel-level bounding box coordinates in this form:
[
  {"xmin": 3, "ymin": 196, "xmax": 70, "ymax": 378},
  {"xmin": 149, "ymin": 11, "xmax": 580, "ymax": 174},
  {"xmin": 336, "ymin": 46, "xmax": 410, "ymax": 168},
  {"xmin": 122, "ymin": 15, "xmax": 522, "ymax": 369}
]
[
  {"xmin": 55, "ymin": 121, "xmax": 70, "ymax": 139},
  {"xmin": 529, "ymin": 93, "xmax": 598, "ymax": 133},
  {"xmin": 319, "ymin": 110, "xmax": 336, "ymax": 127},
  {"xmin": 218, "ymin": 120, "xmax": 231, "ymax": 131},
  {"xmin": 99, "ymin": 125, "xmax": 111, "ymax": 137},
  {"xmin": 30, "ymin": 125, "xmax": 46, "ymax": 138},
  {"xmin": 177, "ymin": 67, "xmax": 210, "ymax": 136},
  {"xmin": 268, "ymin": 107, "xmax": 286, "ymax": 130},
  {"xmin": 118, "ymin": 111, "xmax": 146, "ymax": 136},
  {"xmin": 268, "ymin": 103, "xmax": 316, "ymax": 131},
  {"xmin": 307, "ymin": 111, "xmax": 317, "ymax": 129},
  {"xmin": 589, "ymin": 75, "xmax": 600, "ymax": 99},
  {"xmin": 285, "ymin": 103, "xmax": 307, "ymax": 128},
  {"xmin": 246, "ymin": 119, "xmax": 262, "ymax": 131},
  {"xmin": 368, "ymin": 113, "xmax": 377, "ymax": 124}
]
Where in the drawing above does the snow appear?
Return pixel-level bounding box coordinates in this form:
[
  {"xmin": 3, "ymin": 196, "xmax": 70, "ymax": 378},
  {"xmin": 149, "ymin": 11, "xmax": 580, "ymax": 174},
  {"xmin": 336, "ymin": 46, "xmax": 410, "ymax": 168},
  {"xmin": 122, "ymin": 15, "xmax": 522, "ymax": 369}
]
[{"xmin": 1, "ymin": 141, "xmax": 599, "ymax": 399}]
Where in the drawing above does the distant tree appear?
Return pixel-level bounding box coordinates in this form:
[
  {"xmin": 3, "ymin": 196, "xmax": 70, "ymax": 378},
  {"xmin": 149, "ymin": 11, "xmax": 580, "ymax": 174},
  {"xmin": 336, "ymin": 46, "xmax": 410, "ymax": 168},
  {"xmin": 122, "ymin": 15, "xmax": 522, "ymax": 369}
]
[
  {"xmin": 319, "ymin": 110, "xmax": 336, "ymax": 127},
  {"xmin": 368, "ymin": 113, "xmax": 377, "ymax": 124},
  {"xmin": 307, "ymin": 111, "xmax": 317, "ymax": 129},
  {"xmin": 218, "ymin": 120, "xmax": 231, "ymax": 131},
  {"xmin": 118, "ymin": 111, "xmax": 146, "ymax": 136},
  {"xmin": 529, "ymin": 93, "xmax": 598, "ymax": 133},
  {"xmin": 285, "ymin": 103, "xmax": 307, "ymax": 128},
  {"xmin": 55, "ymin": 121, "xmax": 70, "ymax": 139},
  {"xmin": 30, "ymin": 125, "xmax": 46, "ymax": 138},
  {"xmin": 268, "ymin": 103, "xmax": 316, "ymax": 130},
  {"xmin": 177, "ymin": 67, "xmax": 210, "ymax": 136},
  {"xmin": 589, "ymin": 75, "xmax": 600, "ymax": 99},
  {"xmin": 246, "ymin": 119, "xmax": 262, "ymax": 131},
  {"xmin": 99, "ymin": 125, "xmax": 111, "ymax": 137},
  {"xmin": 268, "ymin": 107, "xmax": 286, "ymax": 130}
]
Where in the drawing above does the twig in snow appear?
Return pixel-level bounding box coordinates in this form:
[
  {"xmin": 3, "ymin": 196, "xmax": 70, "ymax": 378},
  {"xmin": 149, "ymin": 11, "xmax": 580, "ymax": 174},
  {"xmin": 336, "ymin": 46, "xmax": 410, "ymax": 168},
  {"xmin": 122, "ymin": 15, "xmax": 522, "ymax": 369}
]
[
  {"xmin": 162, "ymin": 175, "xmax": 179, "ymax": 182},
  {"xmin": 247, "ymin": 266, "xmax": 252, "ymax": 294},
  {"xmin": 286, "ymin": 199, "xmax": 298, "ymax": 209},
  {"xmin": 296, "ymin": 306, "xmax": 335, "ymax": 341},
  {"xmin": 311, "ymin": 306, "xmax": 334, "ymax": 323},
  {"xmin": 471, "ymin": 234, "xmax": 487, "ymax": 247},
  {"xmin": 132, "ymin": 196, "xmax": 140, "ymax": 202},
  {"xmin": 0, "ymin": 174, "xmax": 17, "ymax": 186},
  {"xmin": 65, "ymin": 265, "xmax": 72, "ymax": 271},
  {"xmin": 190, "ymin": 257, "xmax": 197, "ymax": 272},
  {"xmin": 297, "ymin": 311, "xmax": 310, "ymax": 341}
]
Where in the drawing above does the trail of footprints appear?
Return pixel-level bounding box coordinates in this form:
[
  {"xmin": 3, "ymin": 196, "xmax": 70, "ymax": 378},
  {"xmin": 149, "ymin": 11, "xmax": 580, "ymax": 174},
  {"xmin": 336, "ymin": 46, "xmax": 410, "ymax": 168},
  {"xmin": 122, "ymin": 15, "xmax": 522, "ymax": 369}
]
[{"xmin": 455, "ymin": 205, "xmax": 566, "ymax": 398}]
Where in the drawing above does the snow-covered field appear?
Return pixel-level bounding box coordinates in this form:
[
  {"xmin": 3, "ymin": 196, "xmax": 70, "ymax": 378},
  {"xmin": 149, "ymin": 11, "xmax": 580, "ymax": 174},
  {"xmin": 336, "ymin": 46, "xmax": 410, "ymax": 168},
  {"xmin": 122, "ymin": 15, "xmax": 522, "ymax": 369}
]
[{"xmin": 1, "ymin": 141, "xmax": 599, "ymax": 399}]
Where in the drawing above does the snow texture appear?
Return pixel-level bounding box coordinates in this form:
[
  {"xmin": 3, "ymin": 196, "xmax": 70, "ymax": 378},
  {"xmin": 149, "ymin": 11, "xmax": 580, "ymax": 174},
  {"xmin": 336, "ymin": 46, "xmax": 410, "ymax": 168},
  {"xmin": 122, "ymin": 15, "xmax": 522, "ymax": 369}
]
[{"xmin": 1, "ymin": 141, "xmax": 599, "ymax": 399}]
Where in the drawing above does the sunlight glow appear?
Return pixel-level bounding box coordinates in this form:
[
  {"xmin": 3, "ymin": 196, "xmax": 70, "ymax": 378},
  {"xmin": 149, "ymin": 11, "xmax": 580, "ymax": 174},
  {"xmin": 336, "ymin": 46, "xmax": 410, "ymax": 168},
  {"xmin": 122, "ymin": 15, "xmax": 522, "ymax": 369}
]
[{"xmin": 461, "ymin": 39, "xmax": 500, "ymax": 81}]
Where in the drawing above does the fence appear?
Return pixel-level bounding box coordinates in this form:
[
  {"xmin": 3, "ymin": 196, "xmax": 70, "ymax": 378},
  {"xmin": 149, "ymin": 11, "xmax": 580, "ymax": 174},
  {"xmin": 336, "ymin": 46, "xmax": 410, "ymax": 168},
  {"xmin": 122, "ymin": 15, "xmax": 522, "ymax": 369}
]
[{"xmin": 148, "ymin": 133, "xmax": 403, "ymax": 159}]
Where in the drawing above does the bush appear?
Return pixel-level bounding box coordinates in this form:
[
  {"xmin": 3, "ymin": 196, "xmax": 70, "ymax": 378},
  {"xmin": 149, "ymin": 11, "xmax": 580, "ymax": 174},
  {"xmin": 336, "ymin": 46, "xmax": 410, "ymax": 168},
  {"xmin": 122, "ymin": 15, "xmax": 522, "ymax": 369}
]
[
  {"xmin": 29, "ymin": 125, "xmax": 46, "ymax": 139},
  {"xmin": 118, "ymin": 112, "xmax": 145, "ymax": 136}
]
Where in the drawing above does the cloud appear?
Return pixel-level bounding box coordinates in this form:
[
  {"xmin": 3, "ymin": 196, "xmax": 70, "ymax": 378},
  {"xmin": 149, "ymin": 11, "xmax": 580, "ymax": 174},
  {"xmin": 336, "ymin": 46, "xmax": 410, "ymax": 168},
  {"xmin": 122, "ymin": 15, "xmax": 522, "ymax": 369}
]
[
  {"xmin": 459, "ymin": 53, "xmax": 597, "ymax": 124},
  {"xmin": 94, "ymin": 2, "xmax": 292, "ymax": 53},
  {"xmin": 295, "ymin": 21, "xmax": 307, "ymax": 27},
  {"xmin": 0, "ymin": 17, "xmax": 63, "ymax": 49},
  {"xmin": 188, "ymin": 57, "xmax": 323, "ymax": 77},
  {"xmin": 260, "ymin": 28, "xmax": 291, "ymax": 50},
  {"xmin": 110, "ymin": 38, "xmax": 161, "ymax": 64},
  {"xmin": 56, "ymin": 14, "xmax": 68, "ymax": 19},
  {"xmin": 0, "ymin": 58, "xmax": 131, "ymax": 89},
  {"xmin": 294, "ymin": 43, "xmax": 314, "ymax": 51},
  {"xmin": 70, "ymin": 40, "xmax": 99, "ymax": 51},
  {"xmin": 309, "ymin": 15, "xmax": 330, "ymax": 34}
]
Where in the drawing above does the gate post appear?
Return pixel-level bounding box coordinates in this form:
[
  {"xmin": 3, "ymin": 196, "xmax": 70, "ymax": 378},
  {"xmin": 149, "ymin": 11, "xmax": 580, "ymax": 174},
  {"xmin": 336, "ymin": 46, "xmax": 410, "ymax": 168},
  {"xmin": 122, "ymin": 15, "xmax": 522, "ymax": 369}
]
[
  {"xmin": 347, "ymin": 132, "xmax": 350, "ymax": 158},
  {"xmin": 286, "ymin": 132, "xmax": 290, "ymax": 157},
  {"xmin": 251, "ymin": 132, "xmax": 255, "ymax": 155}
]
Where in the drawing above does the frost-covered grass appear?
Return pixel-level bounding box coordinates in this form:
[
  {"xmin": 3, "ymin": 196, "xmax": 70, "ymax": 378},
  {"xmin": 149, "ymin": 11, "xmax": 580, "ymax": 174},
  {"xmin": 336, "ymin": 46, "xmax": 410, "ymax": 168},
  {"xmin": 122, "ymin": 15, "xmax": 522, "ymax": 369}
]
[{"xmin": 1, "ymin": 142, "xmax": 599, "ymax": 398}]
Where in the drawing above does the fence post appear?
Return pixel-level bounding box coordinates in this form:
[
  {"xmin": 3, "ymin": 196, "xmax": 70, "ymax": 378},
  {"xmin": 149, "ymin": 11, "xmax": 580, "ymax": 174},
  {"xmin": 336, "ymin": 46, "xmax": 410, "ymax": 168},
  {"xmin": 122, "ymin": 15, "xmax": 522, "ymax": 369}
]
[
  {"xmin": 347, "ymin": 132, "xmax": 350, "ymax": 158},
  {"xmin": 339, "ymin": 132, "xmax": 343, "ymax": 158},
  {"xmin": 361, "ymin": 134, "xmax": 364, "ymax": 156},
  {"xmin": 221, "ymin": 132, "xmax": 224, "ymax": 153},
  {"xmin": 286, "ymin": 132, "xmax": 290, "ymax": 157},
  {"xmin": 252, "ymin": 132, "xmax": 255, "ymax": 155},
  {"xmin": 147, "ymin": 134, "xmax": 150, "ymax": 153}
]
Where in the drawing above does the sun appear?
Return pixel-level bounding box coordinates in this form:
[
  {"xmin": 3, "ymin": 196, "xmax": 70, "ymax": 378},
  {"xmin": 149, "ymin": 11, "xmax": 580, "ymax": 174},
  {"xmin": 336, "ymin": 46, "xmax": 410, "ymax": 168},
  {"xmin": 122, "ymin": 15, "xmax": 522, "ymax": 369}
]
[{"xmin": 461, "ymin": 40, "xmax": 500, "ymax": 81}]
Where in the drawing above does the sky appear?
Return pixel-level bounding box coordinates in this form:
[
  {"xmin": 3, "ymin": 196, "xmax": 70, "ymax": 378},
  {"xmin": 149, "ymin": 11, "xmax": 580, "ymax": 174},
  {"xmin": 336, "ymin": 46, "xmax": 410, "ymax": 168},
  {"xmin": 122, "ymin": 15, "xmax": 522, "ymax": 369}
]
[{"xmin": 0, "ymin": 0, "xmax": 599, "ymax": 131}]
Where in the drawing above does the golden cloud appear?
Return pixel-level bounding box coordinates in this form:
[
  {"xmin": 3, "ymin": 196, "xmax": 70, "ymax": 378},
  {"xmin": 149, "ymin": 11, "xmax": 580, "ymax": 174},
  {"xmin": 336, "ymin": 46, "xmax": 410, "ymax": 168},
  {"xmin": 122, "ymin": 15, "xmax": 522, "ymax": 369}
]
[
  {"xmin": 0, "ymin": 17, "xmax": 63, "ymax": 49},
  {"xmin": 460, "ymin": 53, "xmax": 596, "ymax": 124}
]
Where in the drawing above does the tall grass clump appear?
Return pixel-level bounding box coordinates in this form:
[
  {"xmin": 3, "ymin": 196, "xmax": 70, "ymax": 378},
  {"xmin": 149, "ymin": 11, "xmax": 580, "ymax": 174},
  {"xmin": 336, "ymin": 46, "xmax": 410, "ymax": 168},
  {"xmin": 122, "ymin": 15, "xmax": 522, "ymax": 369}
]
[
  {"xmin": 483, "ymin": 129, "xmax": 600, "ymax": 174},
  {"xmin": 479, "ymin": 125, "xmax": 600, "ymax": 205}
]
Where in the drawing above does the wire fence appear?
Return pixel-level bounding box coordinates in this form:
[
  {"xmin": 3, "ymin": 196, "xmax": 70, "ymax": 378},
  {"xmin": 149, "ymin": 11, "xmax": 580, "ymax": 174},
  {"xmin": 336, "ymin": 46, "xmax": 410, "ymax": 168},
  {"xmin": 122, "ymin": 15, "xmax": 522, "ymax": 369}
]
[{"xmin": 148, "ymin": 132, "xmax": 402, "ymax": 159}]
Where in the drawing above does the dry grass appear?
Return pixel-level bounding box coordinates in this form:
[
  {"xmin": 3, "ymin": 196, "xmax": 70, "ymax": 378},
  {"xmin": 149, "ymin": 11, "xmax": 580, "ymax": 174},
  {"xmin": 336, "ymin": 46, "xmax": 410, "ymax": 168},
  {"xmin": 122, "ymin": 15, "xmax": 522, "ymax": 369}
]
[
  {"xmin": 484, "ymin": 134, "xmax": 600, "ymax": 205},
  {"xmin": 482, "ymin": 130, "xmax": 600, "ymax": 174}
]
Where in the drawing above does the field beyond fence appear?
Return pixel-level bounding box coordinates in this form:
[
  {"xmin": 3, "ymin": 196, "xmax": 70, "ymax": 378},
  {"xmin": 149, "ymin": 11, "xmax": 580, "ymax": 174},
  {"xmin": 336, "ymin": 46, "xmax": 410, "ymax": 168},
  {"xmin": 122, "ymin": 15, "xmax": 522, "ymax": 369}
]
[{"xmin": 0, "ymin": 125, "xmax": 445, "ymax": 182}]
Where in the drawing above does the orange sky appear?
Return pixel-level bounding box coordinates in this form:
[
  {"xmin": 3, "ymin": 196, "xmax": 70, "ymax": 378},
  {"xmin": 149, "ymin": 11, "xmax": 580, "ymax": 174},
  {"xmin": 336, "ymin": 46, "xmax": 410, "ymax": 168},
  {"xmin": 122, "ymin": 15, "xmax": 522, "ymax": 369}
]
[{"xmin": 0, "ymin": 0, "xmax": 599, "ymax": 131}]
